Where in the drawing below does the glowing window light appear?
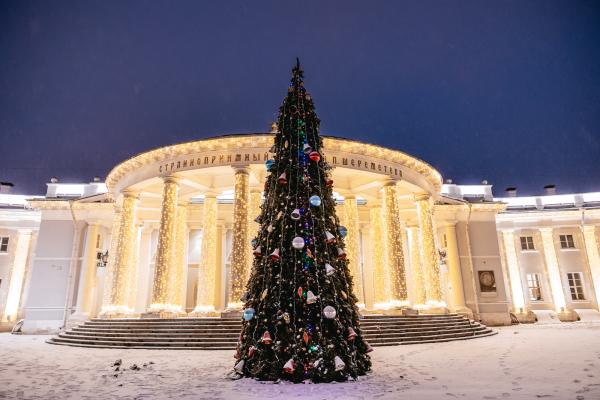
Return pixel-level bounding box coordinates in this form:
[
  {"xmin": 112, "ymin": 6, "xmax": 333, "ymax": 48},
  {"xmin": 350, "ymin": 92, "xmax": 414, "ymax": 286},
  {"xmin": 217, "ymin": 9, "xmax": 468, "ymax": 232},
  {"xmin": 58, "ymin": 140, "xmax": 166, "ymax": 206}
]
[
  {"xmin": 408, "ymin": 226, "xmax": 426, "ymax": 305},
  {"xmin": 194, "ymin": 195, "xmax": 218, "ymax": 312},
  {"xmin": 344, "ymin": 196, "xmax": 363, "ymax": 303}
]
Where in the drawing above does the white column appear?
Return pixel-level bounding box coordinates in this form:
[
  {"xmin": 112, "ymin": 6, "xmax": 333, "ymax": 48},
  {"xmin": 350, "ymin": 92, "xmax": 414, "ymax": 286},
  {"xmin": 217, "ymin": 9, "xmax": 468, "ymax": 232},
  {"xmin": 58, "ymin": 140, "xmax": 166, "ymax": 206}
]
[
  {"xmin": 540, "ymin": 228, "xmax": 567, "ymax": 311},
  {"xmin": 381, "ymin": 180, "xmax": 407, "ymax": 305},
  {"xmin": 73, "ymin": 223, "xmax": 100, "ymax": 318},
  {"xmin": 343, "ymin": 195, "xmax": 363, "ymax": 304},
  {"xmin": 194, "ymin": 194, "xmax": 219, "ymax": 313},
  {"xmin": 582, "ymin": 225, "xmax": 600, "ymax": 308},
  {"xmin": 415, "ymin": 195, "xmax": 442, "ymax": 306},
  {"xmin": 2, "ymin": 230, "xmax": 33, "ymax": 322},
  {"xmin": 501, "ymin": 230, "xmax": 526, "ymax": 312}
]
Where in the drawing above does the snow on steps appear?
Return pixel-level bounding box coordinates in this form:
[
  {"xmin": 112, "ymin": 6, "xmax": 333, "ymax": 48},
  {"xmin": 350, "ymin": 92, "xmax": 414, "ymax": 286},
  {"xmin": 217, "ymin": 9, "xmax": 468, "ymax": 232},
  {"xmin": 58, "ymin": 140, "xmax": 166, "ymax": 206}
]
[{"xmin": 46, "ymin": 313, "xmax": 495, "ymax": 350}]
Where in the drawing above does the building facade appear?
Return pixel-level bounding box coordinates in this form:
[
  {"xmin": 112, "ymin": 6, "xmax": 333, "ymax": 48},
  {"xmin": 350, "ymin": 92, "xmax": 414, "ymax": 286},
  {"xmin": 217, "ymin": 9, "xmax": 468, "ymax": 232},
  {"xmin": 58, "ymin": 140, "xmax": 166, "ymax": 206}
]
[{"xmin": 1, "ymin": 133, "xmax": 599, "ymax": 332}]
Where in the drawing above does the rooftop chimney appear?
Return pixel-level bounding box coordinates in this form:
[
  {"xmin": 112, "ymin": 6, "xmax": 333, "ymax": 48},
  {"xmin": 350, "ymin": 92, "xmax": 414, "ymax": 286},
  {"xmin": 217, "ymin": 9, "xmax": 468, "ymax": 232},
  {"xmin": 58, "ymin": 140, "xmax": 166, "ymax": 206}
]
[
  {"xmin": 445, "ymin": 179, "xmax": 453, "ymax": 184},
  {"xmin": 92, "ymin": 176, "xmax": 101, "ymax": 183},
  {"xmin": 506, "ymin": 187, "xmax": 517, "ymax": 197},
  {"xmin": 544, "ymin": 184, "xmax": 557, "ymax": 196},
  {"xmin": 50, "ymin": 177, "xmax": 59, "ymax": 183},
  {"xmin": 0, "ymin": 182, "xmax": 14, "ymax": 194},
  {"xmin": 481, "ymin": 179, "xmax": 488, "ymax": 185}
]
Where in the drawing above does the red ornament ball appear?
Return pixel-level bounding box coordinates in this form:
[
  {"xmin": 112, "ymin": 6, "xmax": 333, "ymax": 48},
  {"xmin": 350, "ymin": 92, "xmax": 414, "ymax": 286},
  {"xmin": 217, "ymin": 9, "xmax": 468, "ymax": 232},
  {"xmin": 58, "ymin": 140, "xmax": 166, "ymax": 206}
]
[{"xmin": 309, "ymin": 151, "xmax": 321, "ymax": 162}]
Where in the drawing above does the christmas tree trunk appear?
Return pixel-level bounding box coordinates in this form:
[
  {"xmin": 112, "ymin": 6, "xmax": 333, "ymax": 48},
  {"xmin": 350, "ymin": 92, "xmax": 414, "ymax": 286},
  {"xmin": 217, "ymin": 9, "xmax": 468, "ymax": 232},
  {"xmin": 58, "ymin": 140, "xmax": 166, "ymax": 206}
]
[{"xmin": 233, "ymin": 59, "xmax": 372, "ymax": 383}]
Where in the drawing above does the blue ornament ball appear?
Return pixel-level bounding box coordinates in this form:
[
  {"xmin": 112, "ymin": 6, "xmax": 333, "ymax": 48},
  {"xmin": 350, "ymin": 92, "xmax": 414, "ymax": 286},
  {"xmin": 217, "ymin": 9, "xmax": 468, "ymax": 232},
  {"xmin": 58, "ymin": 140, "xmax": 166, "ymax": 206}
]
[
  {"xmin": 309, "ymin": 195, "xmax": 322, "ymax": 207},
  {"xmin": 243, "ymin": 308, "xmax": 255, "ymax": 321},
  {"xmin": 265, "ymin": 159, "xmax": 275, "ymax": 171},
  {"xmin": 338, "ymin": 226, "xmax": 348, "ymax": 237},
  {"xmin": 251, "ymin": 239, "xmax": 258, "ymax": 248}
]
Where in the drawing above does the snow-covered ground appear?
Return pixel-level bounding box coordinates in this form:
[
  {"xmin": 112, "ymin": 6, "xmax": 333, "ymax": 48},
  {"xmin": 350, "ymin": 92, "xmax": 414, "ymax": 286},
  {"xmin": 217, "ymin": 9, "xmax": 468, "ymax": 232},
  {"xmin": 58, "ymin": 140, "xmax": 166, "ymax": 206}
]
[{"xmin": 1, "ymin": 323, "xmax": 599, "ymax": 400}]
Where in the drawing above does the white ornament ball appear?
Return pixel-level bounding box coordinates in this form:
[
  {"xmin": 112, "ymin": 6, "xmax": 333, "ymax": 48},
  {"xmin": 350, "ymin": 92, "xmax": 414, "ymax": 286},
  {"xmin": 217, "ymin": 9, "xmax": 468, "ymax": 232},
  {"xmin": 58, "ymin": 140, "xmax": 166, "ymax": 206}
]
[
  {"xmin": 323, "ymin": 305, "xmax": 336, "ymax": 319},
  {"xmin": 292, "ymin": 236, "xmax": 305, "ymax": 249}
]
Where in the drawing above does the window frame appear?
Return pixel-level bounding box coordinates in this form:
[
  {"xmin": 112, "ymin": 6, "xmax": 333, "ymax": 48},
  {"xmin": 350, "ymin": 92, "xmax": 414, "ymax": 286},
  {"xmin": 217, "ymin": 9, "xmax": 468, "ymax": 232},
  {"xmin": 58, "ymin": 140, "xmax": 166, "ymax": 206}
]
[
  {"xmin": 559, "ymin": 234, "xmax": 576, "ymax": 249},
  {"xmin": 520, "ymin": 236, "xmax": 535, "ymax": 251},
  {"xmin": 0, "ymin": 236, "xmax": 9, "ymax": 253},
  {"xmin": 526, "ymin": 273, "xmax": 543, "ymax": 301},
  {"xmin": 567, "ymin": 272, "xmax": 585, "ymax": 301}
]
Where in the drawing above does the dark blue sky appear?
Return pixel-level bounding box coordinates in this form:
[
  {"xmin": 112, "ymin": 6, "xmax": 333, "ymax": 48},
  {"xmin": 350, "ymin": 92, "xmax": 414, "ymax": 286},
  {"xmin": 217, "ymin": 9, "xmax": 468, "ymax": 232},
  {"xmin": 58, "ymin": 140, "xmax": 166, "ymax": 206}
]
[{"xmin": 1, "ymin": 1, "xmax": 599, "ymax": 196}]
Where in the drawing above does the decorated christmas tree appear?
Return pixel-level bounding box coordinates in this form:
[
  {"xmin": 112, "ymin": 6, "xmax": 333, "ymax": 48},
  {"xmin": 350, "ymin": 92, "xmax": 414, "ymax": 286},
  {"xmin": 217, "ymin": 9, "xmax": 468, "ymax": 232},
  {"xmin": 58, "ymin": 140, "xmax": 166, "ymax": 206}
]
[{"xmin": 232, "ymin": 59, "xmax": 372, "ymax": 382}]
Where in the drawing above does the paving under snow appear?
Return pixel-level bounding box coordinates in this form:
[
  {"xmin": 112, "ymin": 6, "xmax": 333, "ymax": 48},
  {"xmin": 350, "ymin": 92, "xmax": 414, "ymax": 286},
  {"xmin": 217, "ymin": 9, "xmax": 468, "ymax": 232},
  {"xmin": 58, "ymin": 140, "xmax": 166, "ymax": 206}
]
[{"xmin": 1, "ymin": 323, "xmax": 599, "ymax": 400}]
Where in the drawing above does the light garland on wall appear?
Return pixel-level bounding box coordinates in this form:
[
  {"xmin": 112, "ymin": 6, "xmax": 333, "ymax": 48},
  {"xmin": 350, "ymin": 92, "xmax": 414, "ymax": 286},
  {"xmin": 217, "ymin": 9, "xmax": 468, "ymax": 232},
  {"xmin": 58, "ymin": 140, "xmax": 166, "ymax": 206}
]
[
  {"xmin": 246, "ymin": 189, "xmax": 262, "ymax": 283},
  {"xmin": 194, "ymin": 195, "xmax": 218, "ymax": 312},
  {"xmin": 582, "ymin": 226, "xmax": 600, "ymax": 307},
  {"xmin": 169, "ymin": 205, "xmax": 188, "ymax": 312},
  {"xmin": 101, "ymin": 207, "xmax": 121, "ymax": 314},
  {"xmin": 539, "ymin": 228, "xmax": 567, "ymax": 311},
  {"xmin": 149, "ymin": 177, "xmax": 179, "ymax": 312},
  {"xmin": 382, "ymin": 183, "xmax": 408, "ymax": 304},
  {"xmin": 501, "ymin": 230, "xmax": 525, "ymax": 312},
  {"xmin": 408, "ymin": 226, "xmax": 426, "ymax": 306},
  {"xmin": 126, "ymin": 224, "xmax": 141, "ymax": 311},
  {"xmin": 107, "ymin": 192, "xmax": 138, "ymax": 315},
  {"xmin": 416, "ymin": 197, "xmax": 442, "ymax": 305},
  {"xmin": 228, "ymin": 167, "xmax": 249, "ymax": 308},
  {"xmin": 344, "ymin": 196, "xmax": 363, "ymax": 303},
  {"xmin": 369, "ymin": 206, "xmax": 389, "ymax": 308},
  {"xmin": 3, "ymin": 230, "xmax": 33, "ymax": 322}
]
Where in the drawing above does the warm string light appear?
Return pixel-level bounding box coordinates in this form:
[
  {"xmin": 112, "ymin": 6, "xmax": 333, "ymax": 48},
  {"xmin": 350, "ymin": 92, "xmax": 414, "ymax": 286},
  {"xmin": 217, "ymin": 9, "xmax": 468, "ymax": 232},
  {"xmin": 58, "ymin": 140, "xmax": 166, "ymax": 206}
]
[
  {"xmin": 539, "ymin": 228, "xmax": 566, "ymax": 311},
  {"xmin": 416, "ymin": 196, "xmax": 443, "ymax": 305},
  {"xmin": 582, "ymin": 226, "xmax": 600, "ymax": 306},
  {"xmin": 107, "ymin": 192, "xmax": 138, "ymax": 314},
  {"xmin": 343, "ymin": 196, "xmax": 363, "ymax": 303},
  {"xmin": 246, "ymin": 189, "xmax": 262, "ymax": 283},
  {"xmin": 150, "ymin": 177, "xmax": 179, "ymax": 312},
  {"xmin": 169, "ymin": 205, "xmax": 188, "ymax": 312},
  {"xmin": 408, "ymin": 226, "xmax": 426, "ymax": 305},
  {"xmin": 126, "ymin": 224, "xmax": 141, "ymax": 311},
  {"xmin": 501, "ymin": 230, "xmax": 525, "ymax": 312},
  {"xmin": 229, "ymin": 167, "xmax": 249, "ymax": 308},
  {"xmin": 369, "ymin": 206, "xmax": 389, "ymax": 307},
  {"xmin": 194, "ymin": 195, "xmax": 218, "ymax": 312},
  {"xmin": 382, "ymin": 182, "xmax": 407, "ymax": 304},
  {"xmin": 3, "ymin": 230, "xmax": 33, "ymax": 321},
  {"xmin": 101, "ymin": 207, "xmax": 121, "ymax": 313}
]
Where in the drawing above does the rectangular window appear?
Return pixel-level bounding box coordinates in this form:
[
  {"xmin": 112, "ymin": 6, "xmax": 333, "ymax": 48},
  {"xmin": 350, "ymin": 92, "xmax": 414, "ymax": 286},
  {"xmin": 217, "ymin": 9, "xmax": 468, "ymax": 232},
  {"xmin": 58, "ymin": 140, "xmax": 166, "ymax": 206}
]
[
  {"xmin": 559, "ymin": 234, "xmax": 575, "ymax": 249},
  {"xmin": 567, "ymin": 272, "xmax": 585, "ymax": 300},
  {"xmin": 526, "ymin": 273, "xmax": 542, "ymax": 301},
  {"xmin": 0, "ymin": 237, "xmax": 9, "ymax": 252},
  {"xmin": 520, "ymin": 236, "xmax": 535, "ymax": 250}
]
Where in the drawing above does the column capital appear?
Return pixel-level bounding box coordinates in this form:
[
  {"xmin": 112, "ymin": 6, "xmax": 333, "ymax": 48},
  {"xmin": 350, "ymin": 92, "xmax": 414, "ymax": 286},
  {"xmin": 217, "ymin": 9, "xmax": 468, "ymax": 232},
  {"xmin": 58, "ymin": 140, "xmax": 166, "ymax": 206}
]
[
  {"xmin": 582, "ymin": 225, "xmax": 597, "ymax": 234},
  {"xmin": 539, "ymin": 227, "xmax": 554, "ymax": 234},
  {"xmin": 122, "ymin": 189, "xmax": 140, "ymax": 199},
  {"xmin": 414, "ymin": 194, "xmax": 431, "ymax": 202},
  {"xmin": 231, "ymin": 165, "xmax": 250, "ymax": 174},
  {"xmin": 162, "ymin": 174, "xmax": 181, "ymax": 184},
  {"xmin": 381, "ymin": 178, "xmax": 398, "ymax": 187}
]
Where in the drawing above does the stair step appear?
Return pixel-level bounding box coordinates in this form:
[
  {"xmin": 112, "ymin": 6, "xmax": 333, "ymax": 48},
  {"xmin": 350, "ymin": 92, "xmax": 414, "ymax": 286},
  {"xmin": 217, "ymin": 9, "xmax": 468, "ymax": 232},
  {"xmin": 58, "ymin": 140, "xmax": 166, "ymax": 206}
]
[{"xmin": 48, "ymin": 315, "xmax": 494, "ymax": 350}]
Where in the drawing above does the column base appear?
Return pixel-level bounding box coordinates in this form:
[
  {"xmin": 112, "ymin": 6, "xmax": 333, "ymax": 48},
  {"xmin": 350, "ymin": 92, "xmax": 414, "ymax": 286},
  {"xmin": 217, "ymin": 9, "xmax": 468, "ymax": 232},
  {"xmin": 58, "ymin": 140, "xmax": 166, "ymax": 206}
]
[
  {"xmin": 380, "ymin": 307, "xmax": 418, "ymax": 316},
  {"xmin": 557, "ymin": 309, "xmax": 580, "ymax": 322},
  {"xmin": 512, "ymin": 310, "xmax": 537, "ymax": 324},
  {"xmin": 141, "ymin": 311, "xmax": 182, "ymax": 319},
  {"xmin": 66, "ymin": 311, "xmax": 91, "ymax": 328},
  {"xmin": 422, "ymin": 307, "xmax": 449, "ymax": 315},
  {"xmin": 188, "ymin": 311, "xmax": 221, "ymax": 317}
]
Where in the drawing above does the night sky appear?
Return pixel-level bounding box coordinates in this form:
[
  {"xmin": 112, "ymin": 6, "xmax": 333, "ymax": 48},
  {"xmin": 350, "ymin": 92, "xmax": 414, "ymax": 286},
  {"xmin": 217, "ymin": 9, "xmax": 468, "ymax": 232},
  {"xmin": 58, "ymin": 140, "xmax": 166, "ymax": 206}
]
[{"xmin": 1, "ymin": 1, "xmax": 599, "ymax": 196}]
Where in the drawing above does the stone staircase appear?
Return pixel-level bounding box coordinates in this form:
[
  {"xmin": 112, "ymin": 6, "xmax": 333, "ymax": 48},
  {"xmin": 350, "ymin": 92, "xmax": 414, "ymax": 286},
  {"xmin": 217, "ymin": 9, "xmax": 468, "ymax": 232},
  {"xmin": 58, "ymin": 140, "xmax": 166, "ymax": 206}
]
[{"xmin": 47, "ymin": 314, "xmax": 495, "ymax": 350}]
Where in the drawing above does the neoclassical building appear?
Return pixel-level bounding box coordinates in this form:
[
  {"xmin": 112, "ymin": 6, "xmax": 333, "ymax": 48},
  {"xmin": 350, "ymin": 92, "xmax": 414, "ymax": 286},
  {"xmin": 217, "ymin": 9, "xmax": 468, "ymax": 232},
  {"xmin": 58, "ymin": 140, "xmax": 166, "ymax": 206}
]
[{"xmin": 1, "ymin": 133, "xmax": 599, "ymax": 332}]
